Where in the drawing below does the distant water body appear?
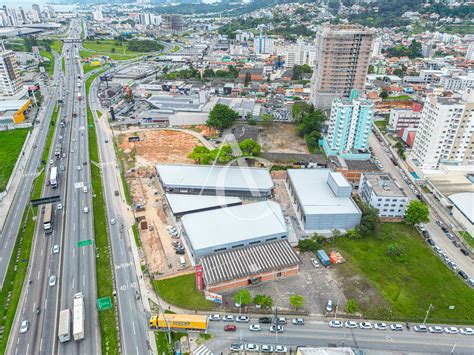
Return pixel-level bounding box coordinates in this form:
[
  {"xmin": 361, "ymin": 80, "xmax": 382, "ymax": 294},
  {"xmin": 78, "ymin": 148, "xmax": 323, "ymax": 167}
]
[{"xmin": 2, "ymin": 1, "xmax": 76, "ymax": 11}]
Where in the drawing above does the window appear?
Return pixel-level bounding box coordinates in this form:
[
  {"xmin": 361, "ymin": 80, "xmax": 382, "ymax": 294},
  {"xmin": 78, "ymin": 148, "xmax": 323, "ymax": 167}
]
[
  {"xmin": 214, "ymin": 247, "xmax": 227, "ymax": 252},
  {"xmin": 249, "ymin": 240, "xmax": 261, "ymax": 245},
  {"xmin": 266, "ymin": 237, "xmax": 277, "ymax": 242},
  {"xmin": 276, "ymin": 272, "xmax": 282, "ymax": 277},
  {"xmin": 232, "ymin": 244, "xmax": 244, "ymax": 249}
]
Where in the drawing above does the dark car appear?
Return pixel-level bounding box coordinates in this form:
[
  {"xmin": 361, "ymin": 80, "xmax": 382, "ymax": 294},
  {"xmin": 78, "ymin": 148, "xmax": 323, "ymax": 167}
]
[
  {"xmin": 422, "ymin": 230, "xmax": 430, "ymax": 238},
  {"xmin": 441, "ymin": 226, "xmax": 448, "ymax": 233},
  {"xmin": 460, "ymin": 248, "xmax": 469, "ymax": 256},
  {"xmin": 175, "ymin": 249, "xmax": 185, "ymax": 255},
  {"xmin": 426, "ymin": 238, "xmax": 435, "ymax": 246},
  {"xmin": 258, "ymin": 317, "xmax": 272, "ymax": 324},
  {"xmin": 452, "ymin": 240, "xmax": 461, "ymax": 248},
  {"xmin": 224, "ymin": 325, "xmax": 236, "ymax": 332},
  {"xmin": 458, "ymin": 270, "xmax": 468, "ymax": 280}
]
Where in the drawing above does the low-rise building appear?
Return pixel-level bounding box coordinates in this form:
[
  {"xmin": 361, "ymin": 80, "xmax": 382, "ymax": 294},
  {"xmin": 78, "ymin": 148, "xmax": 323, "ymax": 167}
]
[
  {"xmin": 358, "ymin": 172, "xmax": 409, "ymax": 218},
  {"xmin": 388, "ymin": 104, "xmax": 423, "ymax": 132}
]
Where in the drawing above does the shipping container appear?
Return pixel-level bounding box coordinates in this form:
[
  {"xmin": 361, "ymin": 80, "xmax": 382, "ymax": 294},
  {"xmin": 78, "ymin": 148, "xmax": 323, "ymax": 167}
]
[{"xmin": 316, "ymin": 250, "xmax": 330, "ymax": 267}]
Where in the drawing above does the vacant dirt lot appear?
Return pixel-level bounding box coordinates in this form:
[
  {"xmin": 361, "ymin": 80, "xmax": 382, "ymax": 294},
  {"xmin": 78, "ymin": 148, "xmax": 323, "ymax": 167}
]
[{"xmin": 258, "ymin": 123, "xmax": 308, "ymax": 154}]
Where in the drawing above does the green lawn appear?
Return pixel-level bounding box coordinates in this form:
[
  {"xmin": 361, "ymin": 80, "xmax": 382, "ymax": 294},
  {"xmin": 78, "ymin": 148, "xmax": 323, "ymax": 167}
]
[
  {"xmin": 153, "ymin": 274, "xmax": 214, "ymax": 311},
  {"xmin": 85, "ymin": 67, "xmax": 108, "ymax": 96},
  {"xmin": 459, "ymin": 231, "xmax": 474, "ymax": 249},
  {"xmin": 61, "ymin": 57, "xmax": 65, "ymax": 73},
  {"xmin": 39, "ymin": 50, "xmax": 54, "ymax": 76},
  {"xmin": 155, "ymin": 332, "xmax": 186, "ymax": 355},
  {"xmin": 0, "ymin": 129, "xmax": 29, "ymax": 192},
  {"xmin": 327, "ymin": 223, "xmax": 474, "ymax": 324},
  {"xmin": 387, "ymin": 95, "xmax": 411, "ymax": 101},
  {"xmin": 375, "ymin": 120, "xmax": 388, "ymax": 133},
  {"xmin": 83, "ymin": 62, "xmax": 102, "ymax": 74},
  {"xmin": 81, "ymin": 40, "xmax": 146, "ymax": 60},
  {"xmin": 51, "ymin": 40, "xmax": 63, "ymax": 54}
]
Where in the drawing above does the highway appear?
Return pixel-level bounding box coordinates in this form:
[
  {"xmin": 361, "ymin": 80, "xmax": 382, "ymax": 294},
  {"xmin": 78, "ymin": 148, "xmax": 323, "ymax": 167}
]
[
  {"xmin": 89, "ymin": 61, "xmax": 152, "ymax": 353},
  {"xmin": 206, "ymin": 319, "xmax": 474, "ymax": 354}
]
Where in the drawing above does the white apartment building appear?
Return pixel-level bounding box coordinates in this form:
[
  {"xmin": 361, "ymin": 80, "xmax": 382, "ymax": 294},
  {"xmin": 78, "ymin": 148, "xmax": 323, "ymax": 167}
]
[
  {"xmin": 439, "ymin": 72, "xmax": 474, "ymax": 92},
  {"xmin": 0, "ymin": 43, "xmax": 23, "ymax": 97},
  {"xmin": 253, "ymin": 33, "xmax": 274, "ymax": 55},
  {"xmin": 388, "ymin": 104, "xmax": 423, "ymax": 132},
  {"xmin": 93, "ymin": 7, "xmax": 103, "ymax": 22},
  {"xmin": 410, "ymin": 89, "xmax": 474, "ymax": 170},
  {"xmin": 358, "ymin": 173, "xmax": 409, "ymax": 218}
]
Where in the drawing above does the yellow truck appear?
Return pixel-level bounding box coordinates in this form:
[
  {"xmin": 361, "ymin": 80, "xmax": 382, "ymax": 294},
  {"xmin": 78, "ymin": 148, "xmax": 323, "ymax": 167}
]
[{"xmin": 149, "ymin": 314, "xmax": 208, "ymax": 332}]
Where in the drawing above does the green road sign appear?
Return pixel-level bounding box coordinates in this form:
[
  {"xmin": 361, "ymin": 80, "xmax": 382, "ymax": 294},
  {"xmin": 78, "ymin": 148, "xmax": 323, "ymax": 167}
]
[
  {"xmin": 97, "ymin": 297, "xmax": 112, "ymax": 311},
  {"xmin": 77, "ymin": 239, "xmax": 93, "ymax": 247}
]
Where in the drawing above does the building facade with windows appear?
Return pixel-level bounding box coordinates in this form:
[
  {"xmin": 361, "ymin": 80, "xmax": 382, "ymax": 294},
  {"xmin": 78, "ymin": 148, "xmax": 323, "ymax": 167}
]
[{"xmin": 0, "ymin": 43, "xmax": 23, "ymax": 97}]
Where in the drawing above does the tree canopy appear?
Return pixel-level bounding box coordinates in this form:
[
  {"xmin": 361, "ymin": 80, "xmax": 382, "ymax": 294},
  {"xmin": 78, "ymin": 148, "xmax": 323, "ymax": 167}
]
[
  {"xmin": 290, "ymin": 294, "xmax": 305, "ymax": 310},
  {"xmin": 127, "ymin": 39, "xmax": 164, "ymax": 52},
  {"xmin": 206, "ymin": 104, "xmax": 239, "ymax": 130},
  {"xmin": 404, "ymin": 200, "xmax": 430, "ymax": 225},
  {"xmin": 234, "ymin": 289, "xmax": 251, "ymax": 305},
  {"xmin": 239, "ymin": 139, "xmax": 261, "ymax": 157},
  {"xmin": 357, "ymin": 201, "xmax": 381, "ymax": 238}
]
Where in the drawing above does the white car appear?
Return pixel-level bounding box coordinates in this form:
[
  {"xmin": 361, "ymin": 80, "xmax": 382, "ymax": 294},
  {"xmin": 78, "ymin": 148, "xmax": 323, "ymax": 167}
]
[
  {"xmin": 429, "ymin": 326, "xmax": 443, "ymax": 333},
  {"xmin": 276, "ymin": 317, "xmax": 287, "ymax": 324},
  {"xmin": 53, "ymin": 245, "xmax": 60, "ymax": 254},
  {"xmin": 57, "ymin": 203, "xmax": 63, "ymax": 210},
  {"xmin": 360, "ymin": 322, "xmax": 372, "ymax": 329},
  {"xmin": 83, "ymin": 186, "xmax": 88, "ymax": 193},
  {"xmin": 326, "ymin": 300, "xmax": 333, "ymax": 312},
  {"xmin": 49, "ymin": 275, "xmax": 57, "ymax": 287},
  {"xmin": 275, "ymin": 345, "xmax": 288, "ymax": 353},
  {"xmin": 269, "ymin": 325, "xmax": 284, "ymax": 333},
  {"xmin": 83, "ymin": 207, "xmax": 89, "ymax": 214},
  {"xmin": 110, "ymin": 218, "xmax": 116, "ymax": 225},
  {"xmin": 208, "ymin": 314, "xmax": 220, "ymax": 321},
  {"xmin": 236, "ymin": 315, "xmax": 249, "ymax": 323},
  {"xmin": 77, "ymin": 165, "xmax": 82, "ymax": 171},
  {"xmin": 20, "ymin": 320, "xmax": 29, "ymax": 334},
  {"xmin": 310, "ymin": 258, "xmax": 320, "ymax": 268},
  {"xmin": 414, "ymin": 325, "xmax": 428, "ymax": 332},
  {"xmin": 329, "ymin": 320, "xmax": 343, "ymax": 328},
  {"xmin": 444, "ymin": 326, "xmax": 458, "ymax": 334},
  {"xmin": 222, "ymin": 315, "xmax": 234, "ymax": 322},
  {"xmin": 459, "ymin": 327, "xmax": 474, "ymax": 335},
  {"xmin": 261, "ymin": 345, "xmax": 273, "ymax": 353},
  {"xmin": 292, "ymin": 318, "xmax": 305, "ymax": 325},
  {"xmin": 249, "ymin": 324, "xmax": 261, "ymax": 331},
  {"xmin": 49, "ymin": 159, "xmax": 54, "ymax": 165},
  {"xmin": 71, "ymin": 148, "xmax": 75, "ymax": 153},
  {"xmin": 345, "ymin": 320, "xmax": 358, "ymax": 329},
  {"xmin": 390, "ymin": 324, "xmax": 403, "ymax": 331},
  {"xmin": 244, "ymin": 343, "xmax": 259, "ymax": 352},
  {"xmin": 374, "ymin": 322, "xmax": 387, "ymax": 330}
]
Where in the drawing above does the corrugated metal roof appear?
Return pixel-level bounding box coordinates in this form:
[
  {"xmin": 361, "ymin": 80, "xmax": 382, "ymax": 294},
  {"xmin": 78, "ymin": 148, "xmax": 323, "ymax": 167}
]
[{"xmin": 201, "ymin": 240, "xmax": 300, "ymax": 285}]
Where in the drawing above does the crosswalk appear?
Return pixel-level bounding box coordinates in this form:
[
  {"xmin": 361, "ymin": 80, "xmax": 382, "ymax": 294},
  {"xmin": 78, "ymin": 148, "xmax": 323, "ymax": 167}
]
[{"xmin": 193, "ymin": 344, "xmax": 213, "ymax": 355}]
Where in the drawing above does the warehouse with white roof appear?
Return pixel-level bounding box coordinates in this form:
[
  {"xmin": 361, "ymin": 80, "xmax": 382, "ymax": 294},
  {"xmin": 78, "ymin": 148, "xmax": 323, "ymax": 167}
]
[
  {"xmin": 156, "ymin": 164, "xmax": 274, "ymax": 198},
  {"xmin": 287, "ymin": 169, "xmax": 361, "ymax": 232},
  {"xmin": 449, "ymin": 192, "xmax": 474, "ymax": 237},
  {"xmin": 181, "ymin": 201, "xmax": 288, "ymax": 260}
]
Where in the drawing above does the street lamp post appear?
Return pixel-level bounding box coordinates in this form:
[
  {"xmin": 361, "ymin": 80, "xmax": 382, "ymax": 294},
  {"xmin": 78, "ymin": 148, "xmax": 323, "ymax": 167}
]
[
  {"xmin": 423, "ymin": 304, "xmax": 433, "ymax": 325},
  {"xmin": 334, "ymin": 299, "xmax": 340, "ymax": 320}
]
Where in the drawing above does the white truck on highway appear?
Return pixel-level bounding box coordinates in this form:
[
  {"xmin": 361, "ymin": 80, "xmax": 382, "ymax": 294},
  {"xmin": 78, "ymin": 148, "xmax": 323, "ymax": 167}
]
[
  {"xmin": 73, "ymin": 292, "xmax": 84, "ymax": 341},
  {"xmin": 50, "ymin": 166, "xmax": 58, "ymax": 188},
  {"xmin": 58, "ymin": 309, "xmax": 71, "ymax": 343}
]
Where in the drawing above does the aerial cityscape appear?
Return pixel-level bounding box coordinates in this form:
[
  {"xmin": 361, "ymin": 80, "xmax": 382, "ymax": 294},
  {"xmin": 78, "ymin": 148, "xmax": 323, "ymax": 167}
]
[{"xmin": 0, "ymin": 0, "xmax": 473, "ymax": 354}]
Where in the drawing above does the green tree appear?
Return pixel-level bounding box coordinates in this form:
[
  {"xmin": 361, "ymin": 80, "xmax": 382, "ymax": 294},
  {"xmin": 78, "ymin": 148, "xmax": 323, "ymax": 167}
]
[
  {"xmin": 404, "ymin": 200, "xmax": 430, "ymax": 225},
  {"xmin": 111, "ymin": 47, "xmax": 116, "ymax": 53},
  {"xmin": 379, "ymin": 90, "xmax": 389, "ymax": 99},
  {"xmin": 357, "ymin": 201, "xmax": 381, "ymax": 238},
  {"xmin": 206, "ymin": 104, "xmax": 239, "ymax": 129},
  {"xmin": 203, "ymin": 68, "xmax": 215, "ymax": 78},
  {"xmin": 292, "ymin": 101, "xmax": 313, "ymax": 122},
  {"xmin": 253, "ymin": 294, "xmax": 273, "ymax": 309},
  {"xmin": 297, "ymin": 234, "xmax": 324, "ymax": 253},
  {"xmin": 345, "ymin": 299, "xmax": 359, "ymax": 314},
  {"xmin": 234, "ymin": 289, "xmax": 251, "ymax": 305},
  {"xmin": 290, "ymin": 294, "xmax": 305, "ymax": 310},
  {"xmin": 346, "ymin": 229, "xmax": 362, "ymax": 239},
  {"xmin": 260, "ymin": 113, "xmax": 273, "ymax": 126},
  {"xmin": 244, "ymin": 72, "xmax": 251, "ymax": 86},
  {"xmin": 239, "ymin": 139, "xmax": 261, "ymax": 157},
  {"xmin": 368, "ymin": 64, "xmax": 375, "ymax": 74},
  {"xmin": 187, "ymin": 146, "xmax": 211, "ymax": 164}
]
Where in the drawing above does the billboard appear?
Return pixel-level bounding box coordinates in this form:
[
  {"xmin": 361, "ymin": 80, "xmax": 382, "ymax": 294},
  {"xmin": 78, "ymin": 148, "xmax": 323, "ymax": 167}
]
[
  {"xmin": 195, "ymin": 265, "xmax": 204, "ymax": 291},
  {"xmin": 128, "ymin": 136, "xmax": 140, "ymax": 142},
  {"xmin": 205, "ymin": 291, "xmax": 223, "ymax": 304}
]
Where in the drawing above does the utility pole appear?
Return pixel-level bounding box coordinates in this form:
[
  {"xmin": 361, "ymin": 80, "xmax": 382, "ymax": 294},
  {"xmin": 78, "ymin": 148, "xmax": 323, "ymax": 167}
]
[
  {"xmin": 334, "ymin": 299, "xmax": 340, "ymax": 320},
  {"xmin": 423, "ymin": 304, "xmax": 432, "ymax": 325}
]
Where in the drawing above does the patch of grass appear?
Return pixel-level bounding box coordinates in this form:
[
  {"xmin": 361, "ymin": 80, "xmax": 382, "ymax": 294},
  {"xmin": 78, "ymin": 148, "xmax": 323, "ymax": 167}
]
[
  {"xmin": 132, "ymin": 224, "xmax": 141, "ymax": 248},
  {"xmin": 51, "ymin": 40, "xmax": 63, "ymax": 54},
  {"xmin": 88, "ymin": 101, "xmax": 119, "ymax": 353},
  {"xmin": 0, "ymin": 129, "xmax": 29, "ymax": 192},
  {"xmin": 81, "ymin": 39, "xmax": 146, "ymax": 60},
  {"xmin": 459, "ymin": 231, "xmax": 474, "ymax": 249},
  {"xmin": 375, "ymin": 120, "xmax": 388, "ymax": 133},
  {"xmin": 31, "ymin": 170, "xmax": 45, "ymax": 200},
  {"xmin": 83, "ymin": 62, "xmax": 102, "ymax": 74},
  {"xmin": 328, "ymin": 223, "xmax": 474, "ymax": 324},
  {"xmin": 39, "ymin": 50, "xmax": 54, "ymax": 76},
  {"xmin": 61, "ymin": 57, "xmax": 65, "ymax": 73},
  {"xmin": 198, "ymin": 333, "xmax": 212, "ymax": 343},
  {"xmin": 386, "ymin": 95, "xmax": 411, "ymax": 101},
  {"xmin": 85, "ymin": 67, "xmax": 108, "ymax": 96},
  {"xmin": 153, "ymin": 274, "xmax": 214, "ymax": 311},
  {"xmin": 155, "ymin": 332, "xmax": 186, "ymax": 355},
  {"xmin": 97, "ymin": 110, "xmax": 103, "ymax": 118}
]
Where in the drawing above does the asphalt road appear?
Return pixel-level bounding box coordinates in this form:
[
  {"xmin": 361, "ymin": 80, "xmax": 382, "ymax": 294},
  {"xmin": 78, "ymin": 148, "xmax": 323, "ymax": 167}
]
[
  {"xmin": 368, "ymin": 132, "xmax": 474, "ymax": 277},
  {"xmin": 207, "ymin": 320, "xmax": 474, "ymax": 354},
  {"xmin": 90, "ymin": 65, "xmax": 151, "ymax": 354}
]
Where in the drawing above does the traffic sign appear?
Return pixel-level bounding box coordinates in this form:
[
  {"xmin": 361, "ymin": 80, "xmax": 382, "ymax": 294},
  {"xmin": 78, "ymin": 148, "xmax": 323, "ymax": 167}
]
[
  {"xmin": 77, "ymin": 239, "xmax": 93, "ymax": 247},
  {"xmin": 97, "ymin": 297, "xmax": 112, "ymax": 311}
]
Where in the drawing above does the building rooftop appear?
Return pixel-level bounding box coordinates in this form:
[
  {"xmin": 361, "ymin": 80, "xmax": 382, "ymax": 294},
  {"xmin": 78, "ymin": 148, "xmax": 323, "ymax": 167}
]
[
  {"xmin": 156, "ymin": 164, "xmax": 274, "ymax": 194},
  {"xmin": 363, "ymin": 172, "xmax": 407, "ymax": 197},
  {"xmin": 287, "ymin": 169, "xmax": 361, "ymax": 216},
  {"xmin": 201, "ymin": 239, "xmax": 299, "ymax": 285},
  {"xmin": 0, "ymin": 100, "xmax": 30, "ymax": 112},
  {"xmin": 181, "ymin": 201, "xmax": 287, "ymax": 252},
  {"xmin": 426, "ymin": 172, "xmax": 474, "ymax": 197},
  {"xmin": 165, "ymin": 193, "xmax": 241, "ymax": 216},
  {"xmin": 449, "ymin": 192, "xmax": 474, "ymax": 224}
]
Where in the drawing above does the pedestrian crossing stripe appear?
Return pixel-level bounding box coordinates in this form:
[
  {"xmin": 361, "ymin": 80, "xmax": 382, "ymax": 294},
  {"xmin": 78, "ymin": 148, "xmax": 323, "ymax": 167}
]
[{"xmin": 193, "ymin": 345, "xmax": 213, "ymax": 355}]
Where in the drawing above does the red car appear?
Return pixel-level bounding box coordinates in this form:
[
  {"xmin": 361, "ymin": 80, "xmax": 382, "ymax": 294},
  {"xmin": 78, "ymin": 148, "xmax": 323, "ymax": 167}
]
[{"xmin": 224, "ymin": 325, "xmax": 236, "ymax": 332}]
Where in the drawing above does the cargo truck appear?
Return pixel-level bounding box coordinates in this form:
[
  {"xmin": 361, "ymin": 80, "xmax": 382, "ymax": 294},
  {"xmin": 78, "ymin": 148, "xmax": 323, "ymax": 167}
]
[
  {"xmin": 316, "ymin": 250, "xmax": 330, "ymax": 267},
  {"xmin": 58, "ymin": 309, "xmax": 71, "ymax": 343},
  {"xmin": 50, "ymin": 166, "xmax": 58, "ymax": 188},
  {"xmin": 77, "ymin": 93, "xmax": 82, "ymax": 101},
  {"xmin": 149, "ymin": 314, "xmax": 208, "ymax": 332},
  {"xmin": 43, "ymin": 203, "xmax": 53, "ymax": 233},
  {"xmin": 73, "ymin": 293, "xmax": 84, "ymax": 341}
]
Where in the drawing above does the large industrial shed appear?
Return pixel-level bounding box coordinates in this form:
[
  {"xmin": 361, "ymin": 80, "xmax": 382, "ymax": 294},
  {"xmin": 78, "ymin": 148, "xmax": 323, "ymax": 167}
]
[
  {"xmin": 156, "ymin": 164, "xmax": 274, "ymax": 198},
  {"xmin": 287, "ymin": 169, "xmax": 361, "ymax": 233},
  {"xmin": 165, "ymin": 193, "xmax": 242, "ymax": 218},
  {"xmin": 201, "ymin": 240, "xmax": 300, "ymax": 293},
  {"xmin": 181, "ymin": 201, "xmax": 288, "ymax": 260}
]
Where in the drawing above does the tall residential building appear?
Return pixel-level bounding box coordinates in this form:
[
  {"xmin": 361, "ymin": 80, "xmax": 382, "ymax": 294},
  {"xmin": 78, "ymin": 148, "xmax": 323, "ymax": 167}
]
[
  {"xmin": 161, "ymin": 14, "xmax": 183, "ymax": 33},
  {"xmin": 93, "ymin": 7, "xmax": 103, "ymax": 22},
  {"xmin": 0, "ymin": 43, "xmax": 23, "ymax": 96},
  {"xmin": 253, "ymin": 32, "xmax": 274, "ymax": 55},
  {"xmin": 410, "ymin": 89, "xmax": 474, "ymax": 170},
  {"xmin": 322, "ymin": 90, "xmax": 374, "ymax": 159},
  {"xmin": 311, "ymin": 24, "xmax": 373, "ymax": 109},
  {"xmin": 32, "ymin": 4, "xmax": 41, "ymax": 21}
]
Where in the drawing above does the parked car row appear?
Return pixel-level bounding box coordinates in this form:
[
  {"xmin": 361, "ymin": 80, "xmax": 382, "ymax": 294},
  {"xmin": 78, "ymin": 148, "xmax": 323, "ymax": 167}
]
[
  {"xmin": 329, "ymin": 320, "xmax": 473, "ymax": 335},
  {"xmin": 209, "ymin": 314, "xmax": 303, "ymax": 326},
  {"xmin": 398, "ymin": 168, "xmax": 420, "ymax": 196},
  {"xmin": 166, "ymin": 225, "xmax": 185, "ymax": 254},
  {"xmin": 230, "ymin": 343, "xmax": 288, "ymax": 353}
]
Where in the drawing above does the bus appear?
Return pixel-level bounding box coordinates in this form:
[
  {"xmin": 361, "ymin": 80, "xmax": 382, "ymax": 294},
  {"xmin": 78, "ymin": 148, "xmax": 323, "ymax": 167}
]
[
  {"xmin": 58, "ymin": 309, "xmax": 71, "ymax": 343},
  {"xmin": 149, "ymin": 314, "xmax": 208, "ymax": 332},
  {"xmin": 43, "ymin": 203, "xmax": 53, "ymax": 233}
]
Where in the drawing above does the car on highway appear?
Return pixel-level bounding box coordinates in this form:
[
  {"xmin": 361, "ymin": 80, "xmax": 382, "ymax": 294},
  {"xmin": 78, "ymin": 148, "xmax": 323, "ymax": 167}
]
[
  {"xmin": 229, "ymin": 343, "xmax": 243, "ymax": 352},
  {"xmin": 110, "ymin": 218, "xmax": 116, "ymax": 225},
  {"xmin": 49, "ymin": 159, "xmax": 54, "ymax": 165},
  {"xmin": 326, "ymin": 300, "xmax": 333, "ymax": 312},
  {"xmin": 460, "ymin": 327, "xmax": 474, "ymax": 335},
  {"xmin": 345, "ymin": 321, "xmax": 357, "ymax": 328},
  {"xmin": 292, "ymin": 318, "xmax": 305, "ymax": 325},
  {"xmin": 49, "ymin": 275, "xmax": 57, "ymax": 287},
  {"xmin": 77, "ymin": 165, "xmax": 82, "ymax": 171},
  {"xmin": 360, "ymin": 322, "xmax": 372, "ymax": 329},
  {"xmin": 62, "ymin": 153, "xmax": 66, "ymax": 158},
  {"xmin": 53, "ymin": 245, "xmax": 60, "ymax": 254},
  {"xmin": 244, "ymin": 343, "xmax": 259, "ymax": 352},
  {"xmin": 329, "ymin": 320, "xmax": 343, "ymax": 328},
  {"xmin": 310, "ymin": 258, "xmax": 320, "ymax": 268},
  {"xmin": 374, "ymin": 322, "xmax": 387, "ymax": 330},
  {"xmin": 83, "ymin": 207, "xmax": 89, "ymax": 214},
  {"xmin": 236, "ymin": 315, "xmax": 249, "ymax": 323},
  {"xmin": 414, "ymin": 325, "xmax": 428, "ymax": 332},
  {"xmin": 57, "ymin": 203, "xmax": 63, "ymax": 210},
  {"xmin": 224, "ymin": 325, "xmax": 236, "ymax": 332},
  {"xmin": 222, "ymin": 315, "xmax": 234, "ymax": 322},
  {"xmin": 429, "ymin": 326, "xmax": 443, "ymax": 333},
  {"xmin": 208, "ymin": 314, "xmax": 220, "ymax": 321},
  {"xmin": 444, "ymin": 326, "xmax": 459, "ymax": 334},
  {"xmin": 275, "ymin": 345, "xmax": 288, "ymax": 353},
  {"xmin": 258, "ymin": 317, "xmax": 272, "ymax": 324},
  {"xmin": 269, "ymin": 325, "xmax": 284, "ymax": 333},
  {"xmin": 261, "ymin": 345, "xmax": 273, "ymax": 353},
  {"xmin": 390, "ymin": 324, "xmax": 403, "ymax": 331},
  {"xmin": 249, "ymin": 324, "xmax": 261, "ymax": 331},
  {"xmin": 20, "ymin": 320, "xmax": 29, "ymax": 334}
]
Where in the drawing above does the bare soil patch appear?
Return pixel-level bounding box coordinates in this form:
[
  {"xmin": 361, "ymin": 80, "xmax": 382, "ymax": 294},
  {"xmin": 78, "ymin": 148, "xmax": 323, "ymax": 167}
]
[{"xmin": 258, "ymin": 123, "xmax": 308, "ymax": 154}]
